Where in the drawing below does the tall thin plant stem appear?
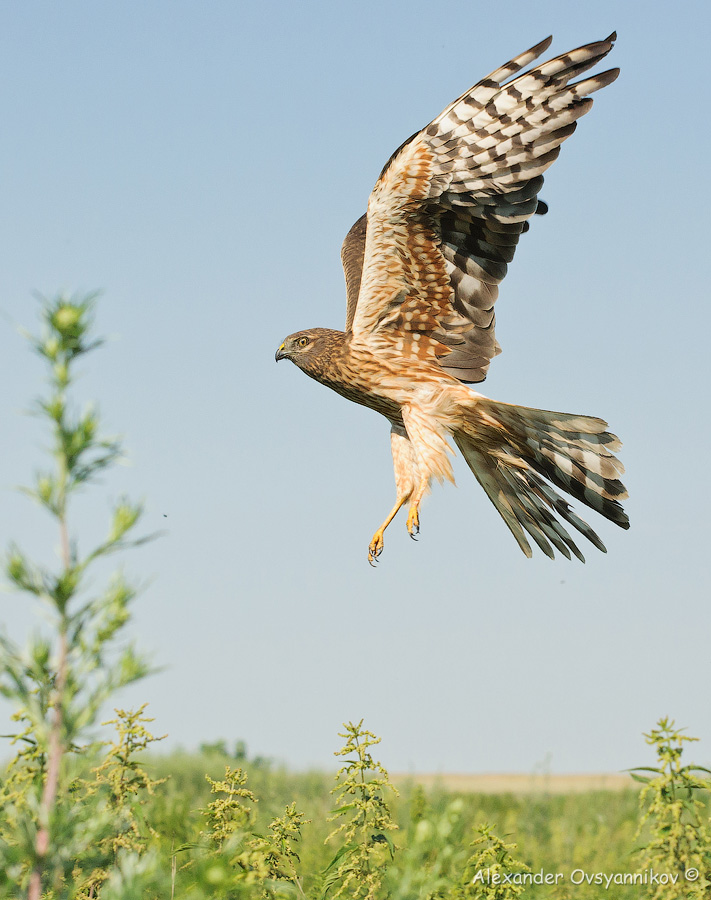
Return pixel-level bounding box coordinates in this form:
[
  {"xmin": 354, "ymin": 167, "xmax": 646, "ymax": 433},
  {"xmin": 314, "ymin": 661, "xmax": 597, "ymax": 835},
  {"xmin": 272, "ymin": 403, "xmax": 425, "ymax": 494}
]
[{"xmin": 28, "ymin": 444, "xmax": 72, "ymax": 899}]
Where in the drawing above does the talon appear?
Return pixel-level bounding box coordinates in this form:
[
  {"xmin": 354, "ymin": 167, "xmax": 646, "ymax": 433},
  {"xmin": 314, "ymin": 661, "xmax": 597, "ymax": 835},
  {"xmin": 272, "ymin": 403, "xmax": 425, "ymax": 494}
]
[
  {"xmin": 406, "ymin": 506, "xmax": 420, "ymax": 539},
  {"xmin": 368, "ymin": 530, "xmax": 385, "ymax": 565}
]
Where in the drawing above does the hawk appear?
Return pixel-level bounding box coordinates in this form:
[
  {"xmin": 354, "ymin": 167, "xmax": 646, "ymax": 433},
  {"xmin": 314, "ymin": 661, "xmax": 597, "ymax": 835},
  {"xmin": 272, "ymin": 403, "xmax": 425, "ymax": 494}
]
[{"xmin": 276, "ymin": 33, "xmax": 629, "ymax": 564}]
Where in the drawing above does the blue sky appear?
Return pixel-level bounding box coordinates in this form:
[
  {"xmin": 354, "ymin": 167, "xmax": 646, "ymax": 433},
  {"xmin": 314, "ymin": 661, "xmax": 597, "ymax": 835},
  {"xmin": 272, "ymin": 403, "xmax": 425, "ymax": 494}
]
[{"xmin": 1, "ymin": 0, "xmax": 710, "ymax": 775}]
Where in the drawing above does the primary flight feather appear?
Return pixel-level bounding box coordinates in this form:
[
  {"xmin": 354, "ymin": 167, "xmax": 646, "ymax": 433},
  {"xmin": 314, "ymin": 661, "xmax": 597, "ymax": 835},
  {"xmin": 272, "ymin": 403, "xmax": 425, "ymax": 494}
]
[{"xmin": 276, "ymin": 33, "xmax": 629, "ymax": 563}]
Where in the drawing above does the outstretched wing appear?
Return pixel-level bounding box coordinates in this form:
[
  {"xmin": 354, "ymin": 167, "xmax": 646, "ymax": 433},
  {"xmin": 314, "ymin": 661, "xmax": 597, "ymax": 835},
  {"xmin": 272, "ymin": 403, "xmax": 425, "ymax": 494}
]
[
  {"xmin": 345, "ymin": 34, "xmax": 618, "ymax": 383},
  {"xmin": 342, "ymin": 213, "xmax": 368, "ymax": 333}
]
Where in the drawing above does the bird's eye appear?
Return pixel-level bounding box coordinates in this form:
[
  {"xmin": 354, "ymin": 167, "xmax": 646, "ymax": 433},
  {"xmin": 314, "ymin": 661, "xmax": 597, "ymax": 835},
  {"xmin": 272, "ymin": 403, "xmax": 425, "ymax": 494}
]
[{"xmin": 298, "ymin": 336, "xmax": 309, "ymax": 348}]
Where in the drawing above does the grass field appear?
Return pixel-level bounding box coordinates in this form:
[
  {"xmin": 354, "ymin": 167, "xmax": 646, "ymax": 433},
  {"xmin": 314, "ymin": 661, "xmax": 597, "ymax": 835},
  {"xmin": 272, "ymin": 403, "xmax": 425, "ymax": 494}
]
[{"xmin": 138, "ymin": 748, "xmax": 647, "ymax": 897}]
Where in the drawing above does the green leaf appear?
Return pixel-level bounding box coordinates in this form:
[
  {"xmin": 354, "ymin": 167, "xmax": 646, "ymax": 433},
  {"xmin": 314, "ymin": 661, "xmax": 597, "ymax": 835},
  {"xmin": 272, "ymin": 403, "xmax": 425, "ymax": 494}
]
[
  {"xmin": 329, "ymin": 803, "xmax": 358, "ymax": 818},
  {"xmin": 320, "ymin": 844, "xmax": 358, "ymax": 898}
]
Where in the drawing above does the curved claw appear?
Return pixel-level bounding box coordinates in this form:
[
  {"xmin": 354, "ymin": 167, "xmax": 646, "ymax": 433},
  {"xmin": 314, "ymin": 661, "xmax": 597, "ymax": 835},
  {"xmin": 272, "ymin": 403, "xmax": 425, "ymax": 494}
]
[
  {"xmin": 406, "ymin": 506, "xmax": 420, "ymax": 540},
  {"xmin": 368, "ymin": 530, "xmax": 385, "ymax": 566}
]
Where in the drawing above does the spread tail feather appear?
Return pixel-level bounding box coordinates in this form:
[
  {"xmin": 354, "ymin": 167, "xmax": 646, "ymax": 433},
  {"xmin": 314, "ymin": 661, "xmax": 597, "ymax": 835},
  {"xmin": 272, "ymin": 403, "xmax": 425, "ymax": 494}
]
[{"xmin": 455, "ymin": 397, "xmax": 629, "ymax": 561}]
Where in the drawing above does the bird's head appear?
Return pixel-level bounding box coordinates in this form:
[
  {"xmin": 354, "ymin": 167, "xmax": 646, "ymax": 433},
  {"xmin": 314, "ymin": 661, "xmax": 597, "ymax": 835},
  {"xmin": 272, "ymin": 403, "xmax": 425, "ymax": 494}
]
[{"xmin": 274, "ymin": 328, "xmax": 342, "ymax": 377}]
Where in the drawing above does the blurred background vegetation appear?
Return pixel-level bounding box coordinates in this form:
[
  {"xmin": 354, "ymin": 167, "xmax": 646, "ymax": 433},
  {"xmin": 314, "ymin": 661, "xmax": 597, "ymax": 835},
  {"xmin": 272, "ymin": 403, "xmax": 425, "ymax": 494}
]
[{"xmin": 1, "ymin": 299, "xmax": 709, "ymax": 898}]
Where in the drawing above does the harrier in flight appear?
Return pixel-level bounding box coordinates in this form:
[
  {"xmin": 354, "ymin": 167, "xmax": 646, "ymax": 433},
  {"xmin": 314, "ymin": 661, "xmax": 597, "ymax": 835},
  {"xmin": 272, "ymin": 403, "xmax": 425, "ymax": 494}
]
[{"xmin": 276, "ymin": 34, "xmax": 628, "ymax": 563}]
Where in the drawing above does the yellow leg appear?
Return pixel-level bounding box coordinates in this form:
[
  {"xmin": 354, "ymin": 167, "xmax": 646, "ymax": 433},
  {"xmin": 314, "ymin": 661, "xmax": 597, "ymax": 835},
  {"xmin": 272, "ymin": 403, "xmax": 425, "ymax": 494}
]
[
  {"xmin": 368, "ymin": 496, "xmax": 408, "ymax": 565},
  {"xmin": 406, "ymin": 475, "xmax": 430, "ymax": 540},
  {"xmin": 406, "ymin": 504, "xmax": 420, "ymax": 538},
  {"xmin": 368, "ymin": 424, "xmax": 420, "ymax": 565}
]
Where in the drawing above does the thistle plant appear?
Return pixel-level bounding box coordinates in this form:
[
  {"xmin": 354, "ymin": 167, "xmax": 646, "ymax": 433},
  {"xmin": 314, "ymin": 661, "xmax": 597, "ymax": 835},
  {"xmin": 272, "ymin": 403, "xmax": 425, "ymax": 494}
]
[
  {"xmin": 631, "ymin": 717, "xmax": 711, "ymax": 898},
  {"xmin": 0, "ymin": 703, "xmax": 51, "ymax": 823},
  {"xmin": 87, "ymin": 705, "xmax": 167, "ymax": 847},
  {"xmin": 456, "ymin": 824, "xmax": 531, "ymax": 899},
  {"xmin": 201, "ymin": 766, "xmax": 258, "ymax": 848},
  {"xmin": 0, "ymin": 295, "xmax": 151, "ymax": 899},
  {"xmin": 75, "ymin": 705, "xmax": 167, "ymax": 897},
  {"xmin": 263, "ymin": 801, "xmax": 310, "ymax": 896},
  {"xmin": 180, "ymin": 766, "xmax": 276, "ymax": 897},
  {"xmin": 192, "ymin": 767, "xmax": 311, "ymax": 897},
  {"xmin": 322, "ymin": 720, "xmax": 398, "ymax": 900}
]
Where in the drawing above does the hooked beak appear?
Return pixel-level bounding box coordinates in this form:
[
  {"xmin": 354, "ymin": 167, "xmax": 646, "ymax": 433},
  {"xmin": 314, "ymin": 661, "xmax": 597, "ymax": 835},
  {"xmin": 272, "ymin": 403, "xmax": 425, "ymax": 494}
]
[{"xmin": 275, "ymin": 342, "xmax": 287, "ymax": 362}]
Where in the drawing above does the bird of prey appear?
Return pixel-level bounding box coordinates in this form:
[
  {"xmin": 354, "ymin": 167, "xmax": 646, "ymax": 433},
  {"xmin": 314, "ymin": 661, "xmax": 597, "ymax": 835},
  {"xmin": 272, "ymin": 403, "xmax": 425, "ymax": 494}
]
[{"xmin": 276, "ymin": 33, "xmax": 629, "ymax": 564}]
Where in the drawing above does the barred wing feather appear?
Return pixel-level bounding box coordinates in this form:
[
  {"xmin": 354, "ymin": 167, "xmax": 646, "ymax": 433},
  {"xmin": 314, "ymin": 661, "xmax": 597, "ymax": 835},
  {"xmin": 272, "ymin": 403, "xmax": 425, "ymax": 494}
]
[{"xmin": 344, "ymin": 34, "xmax": 618, "ymax": 382}]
